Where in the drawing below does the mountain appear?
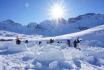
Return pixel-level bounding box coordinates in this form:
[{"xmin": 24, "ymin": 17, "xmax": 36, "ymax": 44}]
[
  {"xmin": 0, "ymin": 24, "xmax": 104, "ymax": 70},
  {"xmin": 0, "ymin": 20, "xmax": 27, "ymax": 34},
  {"xmin": 0, "ymin": 13, "xmax": 104, "ymax": 36}
]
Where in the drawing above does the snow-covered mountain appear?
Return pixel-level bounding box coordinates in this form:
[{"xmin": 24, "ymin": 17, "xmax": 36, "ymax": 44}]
[
  {"xmin": 0, "ymin": 13, "xmax": 104, "ymax": 36},
  {"xmin": 0, "ymin": 23, "xmax": 104, "ymax": 70},
  {"xmin": 0, "ymin": 20, "xmax": 27, "ymax": 34}
]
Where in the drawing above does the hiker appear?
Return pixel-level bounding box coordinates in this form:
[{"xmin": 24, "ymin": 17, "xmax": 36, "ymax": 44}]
[
  {"xmin": 57, "ymin": 41, "xmax": 60, "ymax": 43},
  {"xmin": 25, "ymin": 40, "xmax": 28, "ymax": 43},
  {"xmin": 67, "ymin": 39, "xmax": 71, "ymax": 47},
  {"xmin": 39, "ymin": 41, "xmax": 41, "ymax": 45},
  {"xmin": 16, "ymin": 36, "xmax": 21, "ymax": 45},
  {"xmin": 73, "ymin": 40, "xmax": 77, "ymax": 48},
  {"xmin": 49, "ymin": 39, "xmax": 54, "ymax": 43},
  {"xmin": 73, "ymin": 37, "xmax": 81, "ymax": 49}
]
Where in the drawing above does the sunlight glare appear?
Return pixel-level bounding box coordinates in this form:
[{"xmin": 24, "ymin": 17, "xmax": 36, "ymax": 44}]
[{"xmin": 49, "ymin": 1, "xmax": 66, "ymax": 21}]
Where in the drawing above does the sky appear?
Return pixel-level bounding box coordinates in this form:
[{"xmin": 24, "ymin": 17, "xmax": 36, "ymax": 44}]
[{"xmin": 0, "ymin": 0, "xmax": 104, "ymax": 24}]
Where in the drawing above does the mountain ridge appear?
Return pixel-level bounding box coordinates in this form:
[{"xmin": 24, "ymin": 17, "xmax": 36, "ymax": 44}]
[{"xmin": 0, "ymin": 13, "xmax": 104, "ymax": 36}]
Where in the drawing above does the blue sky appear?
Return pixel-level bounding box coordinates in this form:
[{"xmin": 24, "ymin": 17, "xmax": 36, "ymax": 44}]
[{"xmin": 0, "ymin": 0, "xmax": 104, "ymax": 24}]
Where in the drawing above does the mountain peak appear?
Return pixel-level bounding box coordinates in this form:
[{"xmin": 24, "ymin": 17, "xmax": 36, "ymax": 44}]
[
  {"xmin": 68, "ymin": 13, "xmax": 104, "ymax": 23},
  {"xmin": 0, "ymin": 13, "xmax": 104, "ymax": 36},
  {"xmin": 1, "ymin": 19, "xmax": 15, "ymax": 23}
]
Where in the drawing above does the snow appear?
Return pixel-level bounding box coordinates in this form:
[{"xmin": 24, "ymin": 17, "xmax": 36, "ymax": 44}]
[
  {"xmin": 0, "ymin": 20, "xmax": 104, "ymax": 69},
  {"xmin": 0, "ymin": 13, "xmax": 104, "ymax": 36},
  {"xmin": 0, "ymin": 41, "xmax": 104, "ymax": 70}
]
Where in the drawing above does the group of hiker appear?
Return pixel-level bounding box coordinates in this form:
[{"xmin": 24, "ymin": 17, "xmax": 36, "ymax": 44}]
[
  {"xmin": 15, "ymin": 36, "xmax": 81, "ymax": 49},
  {"xmin": 67, "ymin": 37, "xmax": 81, "ymax": 50}
]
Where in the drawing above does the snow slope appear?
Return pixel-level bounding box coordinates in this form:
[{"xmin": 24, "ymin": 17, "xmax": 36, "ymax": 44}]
[{"xmin": 0, "ymin": 24, "xmax": 104, "ymax": 70}]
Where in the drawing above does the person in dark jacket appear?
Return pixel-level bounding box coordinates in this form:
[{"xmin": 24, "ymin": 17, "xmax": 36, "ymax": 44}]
[
  {"xmin": 25, "ymin": 40, "xmax": 28, "ymax": 43},
  {"xmin": 73, "ymin": 37, "xmax": 81, "ymax": 49},
  {"xmin": 39, "ymin": 41, "xmax": 42, "ymax": 45},
  {"xmin": 49, "ymin": 39, "xmax": 54, "ymax": 43},
  {"xmin": 73, "ymin": 40, "xmax": 77, "ymax": 48},
  {"xmin": 67, "ymin": 39, "xmax": 71, "ymax": 47},
  {"xmin": 57, "ymin": 41, "xmax": 60, "ymax": 43},
  {"xmin": 16, "ymin": 36, "xmax": 21, "ymax": 45}
]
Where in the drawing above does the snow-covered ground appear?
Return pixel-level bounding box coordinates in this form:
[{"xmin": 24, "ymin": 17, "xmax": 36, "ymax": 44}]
[{"xmin": 0, "ymin": 24, "xmax": 104, "ymax": 70}]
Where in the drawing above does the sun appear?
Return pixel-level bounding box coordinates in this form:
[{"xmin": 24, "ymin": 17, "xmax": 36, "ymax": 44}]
[
  {"xmin": 50, "ymin": 2, "xmax": 66, "ymax": 20},
  {"xmin": 51, "ymin": 4, "xmax": 64, "ymax": 19}
]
